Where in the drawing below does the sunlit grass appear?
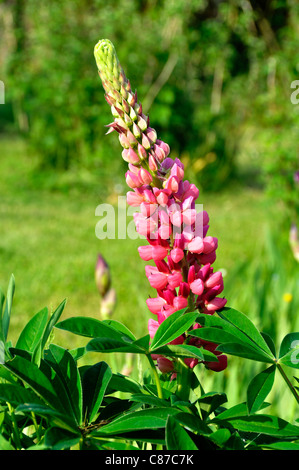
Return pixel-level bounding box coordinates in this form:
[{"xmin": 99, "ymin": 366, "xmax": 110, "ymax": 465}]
[{"xmin": 1, "ymin": 136, "xmax": 298, "ymax": 420}]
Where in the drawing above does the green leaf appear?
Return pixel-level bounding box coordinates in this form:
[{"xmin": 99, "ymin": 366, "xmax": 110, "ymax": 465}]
[
  {"xmin": 101, "ymin": 319, "xmax": 136, "ymax": 341},
  {"xmin": 1, "ymin": 274, "xmax": 15, "ymax": 342},
  {"xmin": 247, "ymin": 365, "xmax": 276, "ymax": 414},
  {"xmin": 261, "ymin": 441, "xmax": 299, "ymax": 450},
  {"xmin": 187, "ymin": 327, "xmax": 239, "ymax": 345},
  {"xmin": 106, "ymin": 373, "xmax": 142, "ymax": 395},
  {"xmin": 81, "ymin": 362, "xmax": 112, "ymax": 424},
  {"xmin": 68, "ymin": 347, "xmax": 86, "ymax": 361},
  {"xmin": 86, "ymin": 337, "xmax": 145, "ymax": 354},
  {"xmin": 41, "ymin": 299, "xmax": 67, "ymax": 350},
  {"xmin": 217, "ymin": 342, "xmax": 275, "ymax": 363},
  {"xmin": 173, "ymin": 411, "xmax": 211, "ymax": 435},
  {"xmin": 0, "ymin": 434, "xmax": 15, "ymax": 450},
  {"xmin": 212, "ymin": 401, "xmax": 270, "ymax": 422},
  {"xmin": 150, "ymin": 309, "xmax": 197, "ymax": 350},
  {"xmin": 44, "ymin": 427, "xmax": 81, "ymax": 450},
  {"xmin": 261, "ymin": 332, "xmax": 276, "ymax": 357},
  {"xmin": 151, "ymin": 343, "xmax": 206, "ymax": 360},
  {"xmin": 130, "ymin": 393, "xmax": 170, "ymax": 408},
  {"xmin": 56, "ymin": 316, "xmax": 132, "ymax": 342},
  {"xmin": 197, "ymin": 391, "xmax": 228, "ymax": 418},
  {"xmin": 44, "ymin": 345, "xmax": 83, "ymax": 425},
  {"xmin": 278, "ymin": 333, "xmax": 299, "ymax": 369},
  {"xmin": 218, "ymin": 414, "xmax": 299, "ymax": 438},
  {"xmin": 94, "ymin": 407, "xmax": 180, "ymax": 435},
  {"xmin": 17, "ymin": 403, "xmax": 78, "ymax": 433},
  {"xmin": 166, "ymin": 415, "xmax": 198, "ymax": 450},
  {"xmin": 3, "ymin": 355, "xmax": 63, "ymax": 413},
  {"xmin": 57, "ymin": 317, "xmax": 145, "ymax": 354},
  {"xmin": 0, "ymin": 383, "xmax": 43, "ymax": 407},
  {"xmin": 218, "ymin": 307, "xmax": 274, "ymax": 356},
  {"xmin": 98, "ymin": 440, "xmax": 140, "ymax": 451},
  {"xmin": 279, "ymin": 333, "xmax": 299, "ymax": 358},
  {"xmin": 15, "ymin": 307, "xmax": 48, "ymax": 356},
  {"xmin": 209, "ymin": 428, "xmax": 231, "ymax": 447}
]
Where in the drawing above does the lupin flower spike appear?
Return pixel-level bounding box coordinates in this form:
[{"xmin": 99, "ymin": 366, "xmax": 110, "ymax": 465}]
[{"xmin": 95, "ymin": 39, "xmax": 228, "ymax": 374}]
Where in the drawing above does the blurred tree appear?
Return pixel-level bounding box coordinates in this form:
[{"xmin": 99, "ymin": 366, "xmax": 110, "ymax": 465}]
[{"xmin": 0, "ymin": 0, "xmax": 298, "ymax": 204}]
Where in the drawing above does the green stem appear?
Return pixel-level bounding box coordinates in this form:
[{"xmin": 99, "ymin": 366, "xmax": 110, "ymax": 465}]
[
  {"xmin": 176, "ymin": 358, "xmax": 192, "ymax": 402},
  {"xmin": 7, "ymin": 402, "xmax": 22, "ymax": 450},
  {"xmin": 277, "ymin": 363, "xmax": 299, "ymax": 405},
  {"xmin": 31, "ymin": 412, "xmax": 41, "ymax": 443},
  {"xmin": 146, "ymin": 354, "xmax": 163, "ymax": 399}
]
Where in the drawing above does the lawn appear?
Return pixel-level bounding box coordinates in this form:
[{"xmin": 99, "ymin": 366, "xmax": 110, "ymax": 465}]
[{"xmin": 0, "ymin": 136, "xmax": 274, "ymax": 333}]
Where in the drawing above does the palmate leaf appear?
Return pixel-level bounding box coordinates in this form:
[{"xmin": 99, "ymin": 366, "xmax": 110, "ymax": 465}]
[
  {"xmin": 194, "ymin": 308, "xmax": 275, "ymax": 363},
  {"xmin": 44, "ymin": 344, "xmax": 83, "ymax": 426},
  {"xmin": 4, "ymin": 353, "xmax": 80, "ymax": 427},
  {"xmin": 218, "ymin": 308, "xmax": 274, "ymax": 356},
  {"xmin": 2, "ymin": 355, "xmax": 80, "ymax": 431}
]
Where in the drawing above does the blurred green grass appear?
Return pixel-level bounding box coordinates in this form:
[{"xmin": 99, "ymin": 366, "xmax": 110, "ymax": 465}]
[
  {"xmin": 1, "ymin": 135, "xmax": 298, "ymax": 419},
  {"xmin": 0, "ymin": 136, "xmax": 271, "ymax": 334}
]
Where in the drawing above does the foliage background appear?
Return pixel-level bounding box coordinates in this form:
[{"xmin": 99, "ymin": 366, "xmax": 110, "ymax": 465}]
[{"xmin": 0, "ymin": 0, "xmax": 299, "ymax": 419}]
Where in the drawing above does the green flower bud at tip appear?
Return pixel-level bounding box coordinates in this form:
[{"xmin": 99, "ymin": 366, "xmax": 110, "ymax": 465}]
[{"xmin": 94, "ymin": 39, "xmax": 119, "ymax": 74}]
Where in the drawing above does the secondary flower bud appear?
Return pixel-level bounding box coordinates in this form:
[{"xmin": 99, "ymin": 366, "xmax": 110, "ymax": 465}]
[{"xmin": 95, "ymin": 254, "xmax": 111, "ymax": 297}]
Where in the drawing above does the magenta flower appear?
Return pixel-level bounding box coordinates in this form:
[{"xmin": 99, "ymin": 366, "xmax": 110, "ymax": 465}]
[{"xmin": 94, "ymin": 39, "xmax": 227, "ymax": 374}]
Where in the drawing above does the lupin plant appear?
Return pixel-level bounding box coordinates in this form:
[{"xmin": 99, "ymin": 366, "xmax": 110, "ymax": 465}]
[{"xmin": 94, "ymin": 39, "xmax": 227, "ymax": 376}]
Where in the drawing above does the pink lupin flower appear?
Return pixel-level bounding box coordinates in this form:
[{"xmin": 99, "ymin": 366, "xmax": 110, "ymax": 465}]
[{"xmin": 95, "ymin": 39, "xmax": 228, "ymax": 375}]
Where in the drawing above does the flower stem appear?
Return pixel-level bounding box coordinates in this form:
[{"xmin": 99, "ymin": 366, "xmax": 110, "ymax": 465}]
[
  {"xmin": 176, "ymin": 358, "xmax": 191, "ymax": 402},
  {"xmin": 277, "ymin": 363, "xmax": 299, "ymax": 405},
  {"xmin": 7, "ymin": 402, "xmax": 22, "ymax": 450},
  {"xmin": 146, "ymin": 353, "xmax": 163, "ymax": 399}
]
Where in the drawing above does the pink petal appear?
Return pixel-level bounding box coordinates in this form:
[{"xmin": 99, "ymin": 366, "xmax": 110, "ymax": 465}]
[
  {"xmin": 190, "ymin": 278, "xmax": 204, "ymax": 295},
  {"xmin": 205, "ymin": 297, "xmax": 227, "ymax": 312},
  {"xmin": 170, "ymin": 247, "xmax": 184, "ymax": 263},
  {"xmin": 203, "ymin": 236, "xmax": 218, "ymax": 254},
  {"xmin": 148, "ymin": 319, "xmax": 159, "ymax": 338},
  {"xmin": 188, "ymin": 236, "xmax": 204, "ymax": 254},
  {"xmin": 146, "ymin": 296, "xmax": 166, "ymax": 314}
]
